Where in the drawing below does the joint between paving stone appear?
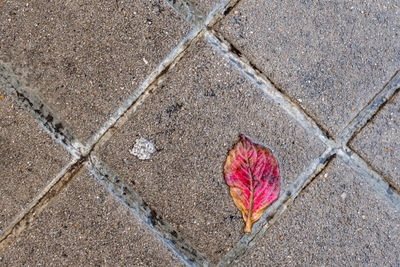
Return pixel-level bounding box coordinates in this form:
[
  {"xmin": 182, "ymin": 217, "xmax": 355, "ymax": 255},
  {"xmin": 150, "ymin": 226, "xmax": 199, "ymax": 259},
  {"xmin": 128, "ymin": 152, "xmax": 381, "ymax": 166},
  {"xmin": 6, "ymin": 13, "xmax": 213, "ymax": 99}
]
[
  {"xmin": 346, "ymin": 138, "xmax": 400, "ymax": 195},
  {"xmin": 84, "ymin": 28, "xmax": 204, "ymax": 155},
  {"xmin": 163, "ymin": 0, "xmax": 206, "ymax": 26},
  {"xmin": 220, "ymin": 0, "xmax": 242, "ymax": 17},
  {"xmin": 204, "ymin": 30, "xmax": 334, "ymax": 148},
  {"xmin": 337, "ymin": 146, "xmax": 400, "ymax": 211},
  {"xmin": 338, "ymin": 71, "xmax": 400, "ymax": 146},
  {"xmin": 165, "ymin": 0, "xmax": 242, "ymax": 29},
  {"xmin": 0, "ymin": 156, "xmax": 86, "ymax": 250},
  {"xmin": 85, "ymin": 0, "xmax": 243, "ymax": 154},
  {"xmin": 0, "ymin": 62, "xmax": 84, "ymax": 157},
  {"xmin": 217, "ymin": 148, "xmax": 336, "ymax": 266},
  {"xmin": 84, "ymin": 25, "xmax": 212, "ymax": 157},
  {"xmin": 87, "ymin": 156, "xmax": 210, "ymax": 267}
]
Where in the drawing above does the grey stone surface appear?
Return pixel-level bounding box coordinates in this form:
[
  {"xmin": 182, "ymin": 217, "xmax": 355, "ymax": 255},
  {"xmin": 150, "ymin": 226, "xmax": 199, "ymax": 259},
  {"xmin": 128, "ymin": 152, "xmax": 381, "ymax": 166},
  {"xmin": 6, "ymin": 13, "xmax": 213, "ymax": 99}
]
[
  {"xmin": 166, "ymin": 0, "xmax": 220, "ymax": 21},
  {"xmin": 96, "ymin": 38, "xmax": 325, "ymax": 263},
  {"xmin": 238, "ymin": 159, "xmax": 400, "ymax": 266},
  {"xmin": 0, "ymin": 0, "xmax": 190, "ymax": 143},
  {"xmin": 350, "ymin": 91, "xmax": 400, "ymax": 190},
  {"xmin": 216, "ymin": 0, "xmax": 400, "ymax": 137},
  {"xmin": 0, "ymin": 91, "xmax": 70, "ymax": 234},
  {"xmin": 0, "ymin": 168, "xmax": 185, "ymax": 266},
  {"xmin": 188, "ymin": 0, "xmax": 219, "ymax": 18}
]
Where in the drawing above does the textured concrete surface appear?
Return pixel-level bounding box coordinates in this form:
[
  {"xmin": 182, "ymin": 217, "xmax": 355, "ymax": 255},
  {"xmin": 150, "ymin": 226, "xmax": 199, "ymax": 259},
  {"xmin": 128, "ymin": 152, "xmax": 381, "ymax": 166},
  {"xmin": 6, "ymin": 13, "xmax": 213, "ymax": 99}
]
[
  {"xmin": 97, "ymin": 38, "xmax": 325, "ymax": 263},
  {"xmin": 0, "ymin": 0, "xmax": 190, "ymax": 142},
  {"xmin": 1, "ymin": 0, "xmax": 399, "ymax": 265},
  {"xmin": 216, "ymin": 0, "xmax": 400, "ymax": 137},
  {"xmin": 238, "ymin": 159, "xmax": 400, "ymax": 266},
  {"xmin": 0, "ymin": 168, "xmax": 185, "ymax": 266},
  {"xmin": 350, "ymin": 91, "xmax": 400, "ymax": 190},
  {"xmin": 186, "ymin": 0, "xmax": 219, "ymax": 17},
  {"xmin": 166, "ymin": 0, "xmax": 219, "ymax": 20},
  {"xmin": 0, "ymin": 91, "xmax": 70, "ymax": 234}
]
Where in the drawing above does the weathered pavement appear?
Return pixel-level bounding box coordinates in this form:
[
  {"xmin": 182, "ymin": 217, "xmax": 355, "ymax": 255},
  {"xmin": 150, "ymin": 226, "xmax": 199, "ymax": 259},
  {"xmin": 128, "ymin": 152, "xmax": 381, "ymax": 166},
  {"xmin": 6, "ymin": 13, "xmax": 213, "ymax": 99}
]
[{"xmin": 1, "ymin": 1, "xmax": 399, "ymax": 266}]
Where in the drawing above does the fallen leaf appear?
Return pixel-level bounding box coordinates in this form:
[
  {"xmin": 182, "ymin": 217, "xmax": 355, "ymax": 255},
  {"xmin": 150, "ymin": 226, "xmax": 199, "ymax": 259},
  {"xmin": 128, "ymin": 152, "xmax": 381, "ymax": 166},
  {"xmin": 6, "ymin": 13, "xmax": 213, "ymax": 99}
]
[{"xmin": 224, "ymin": 134, "xmax": 280, "ymax": 232}]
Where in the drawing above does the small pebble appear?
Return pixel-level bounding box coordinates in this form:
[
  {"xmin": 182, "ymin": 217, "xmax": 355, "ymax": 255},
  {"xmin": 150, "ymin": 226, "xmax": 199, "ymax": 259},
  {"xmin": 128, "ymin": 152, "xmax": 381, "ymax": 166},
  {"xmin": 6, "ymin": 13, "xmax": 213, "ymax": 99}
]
[{"xmin": 129, "ymin": 137, "xmax": 156, "ymax": 160}]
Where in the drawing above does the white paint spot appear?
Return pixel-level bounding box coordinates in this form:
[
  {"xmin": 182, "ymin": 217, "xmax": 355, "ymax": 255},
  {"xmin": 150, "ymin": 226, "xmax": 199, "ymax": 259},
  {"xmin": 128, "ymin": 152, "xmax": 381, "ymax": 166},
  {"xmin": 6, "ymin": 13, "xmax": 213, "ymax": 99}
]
[
  {"xmin": 341, "ymin": 192, "xmax": 347, "ymax": 201},
  {"xmin": 129, "ymin": 137, "xmax": 156, "ymax": 160}
]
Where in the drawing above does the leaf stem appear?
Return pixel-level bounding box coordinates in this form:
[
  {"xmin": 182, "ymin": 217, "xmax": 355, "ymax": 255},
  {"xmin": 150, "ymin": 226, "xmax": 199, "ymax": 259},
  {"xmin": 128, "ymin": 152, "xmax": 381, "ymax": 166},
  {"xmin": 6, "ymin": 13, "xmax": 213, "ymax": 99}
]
[{"xmin": 245, "ymin": 156, "xmax": 255, "ymax": 233}]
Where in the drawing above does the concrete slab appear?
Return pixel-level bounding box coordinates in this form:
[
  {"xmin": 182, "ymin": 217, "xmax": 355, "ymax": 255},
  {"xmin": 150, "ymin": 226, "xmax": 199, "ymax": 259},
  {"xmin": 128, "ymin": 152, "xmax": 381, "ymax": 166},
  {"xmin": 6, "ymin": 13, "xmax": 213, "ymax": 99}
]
[
  {"xmin": 238, "ymin": 159, "xmax": 400, "ymax": 266},
  {"xmin": 350, "ymin": 91, "xmax": 400, "ymax": 190},
  {"xmin": 0, "ymin": 168, "xmax": 185, "ymax": 266},
  {"xmin": 216, "ymin": 0, "xmax": 400, "ymax": 137},
  {"xmin": 0, "ymin": 0, "xmax": 190, "ymax": 143},
  {"xmin": 96, "ymin": 38, "xmax": 325, "ymax": 263},
  {"xmin": 0, "ymin": 91, "xmax": 70, "ymax": 234}
]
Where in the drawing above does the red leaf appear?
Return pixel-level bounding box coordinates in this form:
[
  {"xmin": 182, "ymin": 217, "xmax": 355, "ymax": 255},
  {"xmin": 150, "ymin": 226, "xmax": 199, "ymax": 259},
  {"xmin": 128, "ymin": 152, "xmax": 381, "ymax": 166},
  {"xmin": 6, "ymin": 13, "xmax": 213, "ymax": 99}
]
[{"xmin": 224, "ymin": 134, "xmax": 280, "ymax": 232}]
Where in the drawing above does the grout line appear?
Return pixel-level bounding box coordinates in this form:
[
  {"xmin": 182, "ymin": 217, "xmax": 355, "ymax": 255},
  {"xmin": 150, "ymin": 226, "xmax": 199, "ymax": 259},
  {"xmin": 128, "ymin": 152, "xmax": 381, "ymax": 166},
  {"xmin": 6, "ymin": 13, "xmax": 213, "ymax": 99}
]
[
  {"xmin": 0, "ymin": 156, "xmax": 86, "ymax": 249},
  {"xmin": 217, "ymin": 148, "xmax": 335, "ymax": 266},
  {"xmin": 163, "ymin": 0, "xmax": 206, "ymax": 26},
  {"xmin": 338, "ymin": 71, "xmax": 400, "ymax": 145},
  {"xmin": 85, "ymin": 0, "xmax": 241, "ymax": 155},
  {"xmin": 349, "ymin": 146, "xmax": 400, "ymax": 194},
  {"xmin": 165, "ymin": 0, "xmax": 242, "ymax": 29},
  {"xmin": 87, "ymin": 156, "xmax": 210, "ymax": 267},
  {"xmin": 337, "ymin": 146, "xmax": 400, "ymax": 211},
  {"xmin": 202, "ymin": 0, "xmax": 242, "ymax": 28},
  {"xmin": 0, "ymin": 62, "xmax": 87, "ymax": 248},
  {"xmin": 0, "ymin": 62, "xmax": 84, "ymax": 157},
  {"xmin": 204, "ymin": 30, "xmax": 335, "ymax": 149},
  {"xmin": 85, "ymin": 27, "xmax": 202, "ymax": 155}
]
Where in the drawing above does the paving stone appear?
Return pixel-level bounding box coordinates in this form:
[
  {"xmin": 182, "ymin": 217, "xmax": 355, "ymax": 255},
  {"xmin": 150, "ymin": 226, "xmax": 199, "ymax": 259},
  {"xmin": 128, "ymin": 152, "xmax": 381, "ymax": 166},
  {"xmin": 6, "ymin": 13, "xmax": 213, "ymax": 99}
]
[
  {"xmin": 216, "ymin": 0, "xmax": 400, "ymax": 137},
  {"xmin": 0, "ymin": 168, "xmax": 185, "ymax": 266},
  {"xmin": 350, "ymin": 91, "xmax": 400, "ymax": 190},
  {"xmin": 0, "ymin": 91, "xmax": 70, "ymax": 234},
  {"xmin": 0, "ymin": 0, "xmax": 190, "ymax": 143},
  {"xmin": 96, "ymin": 38, "xmax": 325, "ymax": 263},
  {"xmin": 238, "ymin": 159, "xmax": 400, "ymax": 266}
]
